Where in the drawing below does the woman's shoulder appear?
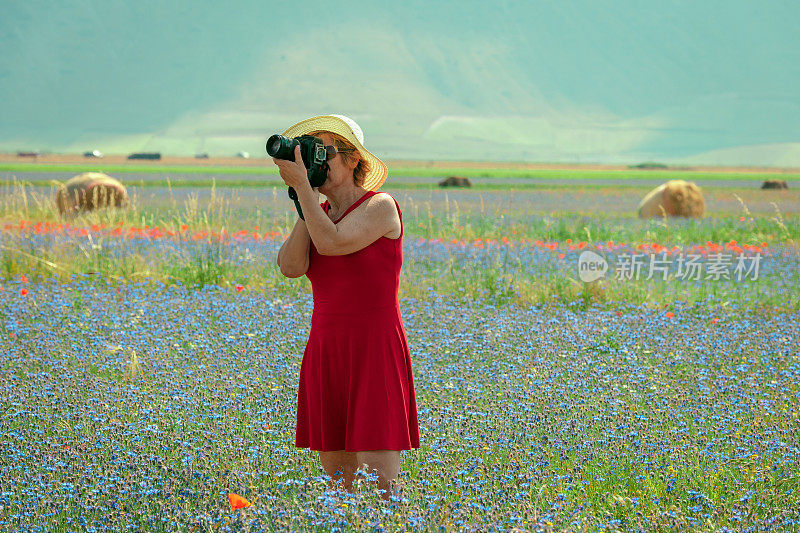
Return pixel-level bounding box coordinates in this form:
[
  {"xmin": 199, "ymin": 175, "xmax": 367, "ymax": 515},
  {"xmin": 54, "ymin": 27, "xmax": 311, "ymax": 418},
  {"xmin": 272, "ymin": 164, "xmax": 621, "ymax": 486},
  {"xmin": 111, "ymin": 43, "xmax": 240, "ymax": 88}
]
[
  {"xmin": 372, "ymin": 191, "xmax": 396, "ymax": 201},
  {"xmin": 361, "ymin": 192, "xmax": 400, "ymax": 219},
  {"xmin": 367, "ymin": 191, "xmax": 399, "ymax": 209},
  {"xmin": 363, "ymin": 192, "xmax": 401, "ymax": 238}
]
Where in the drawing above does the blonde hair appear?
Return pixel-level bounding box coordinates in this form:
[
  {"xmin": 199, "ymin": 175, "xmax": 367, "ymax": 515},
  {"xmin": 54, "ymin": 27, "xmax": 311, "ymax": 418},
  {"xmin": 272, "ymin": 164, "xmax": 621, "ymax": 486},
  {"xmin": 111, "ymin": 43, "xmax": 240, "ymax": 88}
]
[{"xmin": 308, "ymin": 130, "xmax": 371, "ymax": 187}]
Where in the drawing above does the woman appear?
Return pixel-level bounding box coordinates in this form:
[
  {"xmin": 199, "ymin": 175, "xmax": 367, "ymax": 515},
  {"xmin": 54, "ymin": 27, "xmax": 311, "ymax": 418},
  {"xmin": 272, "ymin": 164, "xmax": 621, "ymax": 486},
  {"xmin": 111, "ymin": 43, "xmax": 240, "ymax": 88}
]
[{"xmin": 274, "ymin": 115, "xmax": 420, "ymax": 500}]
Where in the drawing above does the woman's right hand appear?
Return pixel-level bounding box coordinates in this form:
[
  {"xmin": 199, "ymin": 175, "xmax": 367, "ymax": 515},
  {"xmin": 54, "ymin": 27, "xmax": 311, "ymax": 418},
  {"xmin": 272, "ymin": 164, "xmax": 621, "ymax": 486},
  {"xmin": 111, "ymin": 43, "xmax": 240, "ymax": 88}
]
[{"xmin": 273, "ymin": 145, "xmax": 313, "ymax": 193}]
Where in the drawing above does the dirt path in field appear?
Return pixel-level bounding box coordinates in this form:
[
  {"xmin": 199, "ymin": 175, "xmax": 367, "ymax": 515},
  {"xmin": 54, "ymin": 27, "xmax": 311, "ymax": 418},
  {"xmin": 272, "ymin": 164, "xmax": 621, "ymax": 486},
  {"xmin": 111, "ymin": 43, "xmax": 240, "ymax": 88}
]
[{"xmin": 2, "ymin": 152, "xmax": 798, "ymax": 174}]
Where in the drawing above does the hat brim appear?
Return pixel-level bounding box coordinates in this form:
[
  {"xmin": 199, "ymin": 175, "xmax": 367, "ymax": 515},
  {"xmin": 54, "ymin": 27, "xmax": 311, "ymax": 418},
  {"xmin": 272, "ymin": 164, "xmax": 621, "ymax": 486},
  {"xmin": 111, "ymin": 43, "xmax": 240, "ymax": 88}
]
[{"xmin": 282, "ymin": 116, "xmax": 388, "ymax": 191}]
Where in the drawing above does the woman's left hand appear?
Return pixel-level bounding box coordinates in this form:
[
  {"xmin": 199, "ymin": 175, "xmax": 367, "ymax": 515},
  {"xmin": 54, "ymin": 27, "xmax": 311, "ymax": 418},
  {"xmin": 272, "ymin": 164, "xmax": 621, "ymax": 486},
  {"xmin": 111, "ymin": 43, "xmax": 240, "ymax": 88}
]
[{"xmin": 273, "ymin": 145, "xmax": 313, "ymax": 191}]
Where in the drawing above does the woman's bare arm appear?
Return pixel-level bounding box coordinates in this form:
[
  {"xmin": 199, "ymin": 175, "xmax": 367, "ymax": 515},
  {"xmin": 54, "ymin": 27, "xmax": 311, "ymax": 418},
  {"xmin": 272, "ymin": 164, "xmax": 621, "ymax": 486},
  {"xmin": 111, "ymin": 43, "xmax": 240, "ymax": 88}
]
[
  {"xmin": 297, "ymin": 190, "xmax": 400, "ymax": 256},
  {"xmin": 276, "ymin": 218, "xmax": 311, "ymax": 277}
]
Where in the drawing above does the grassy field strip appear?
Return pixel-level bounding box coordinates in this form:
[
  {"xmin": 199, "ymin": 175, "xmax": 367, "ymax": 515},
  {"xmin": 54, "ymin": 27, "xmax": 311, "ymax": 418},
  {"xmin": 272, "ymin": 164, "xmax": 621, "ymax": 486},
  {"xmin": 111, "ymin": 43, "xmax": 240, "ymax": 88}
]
[
  {"xmin": 0, "ymin": 177, "xmax": 796, "ymax": 194},
  {"xmin": 6, "ymin": 178, "xmax": 779, "ymax": 192},
  {"xmin": 2, "ymin": 217, "xmax": 798, "ymax": 310},
  {"xmin": 2, "ymin": 162, "xmax": 800, "ymax": 181}
]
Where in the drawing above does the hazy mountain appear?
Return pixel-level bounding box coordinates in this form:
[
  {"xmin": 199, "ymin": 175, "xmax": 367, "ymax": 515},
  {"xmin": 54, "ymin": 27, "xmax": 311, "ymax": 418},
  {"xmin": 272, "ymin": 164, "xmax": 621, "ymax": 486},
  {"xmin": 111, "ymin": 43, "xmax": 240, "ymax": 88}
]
[{"xmin": 1, "ymin": 0, "xmax": 798, "ymax": 165}]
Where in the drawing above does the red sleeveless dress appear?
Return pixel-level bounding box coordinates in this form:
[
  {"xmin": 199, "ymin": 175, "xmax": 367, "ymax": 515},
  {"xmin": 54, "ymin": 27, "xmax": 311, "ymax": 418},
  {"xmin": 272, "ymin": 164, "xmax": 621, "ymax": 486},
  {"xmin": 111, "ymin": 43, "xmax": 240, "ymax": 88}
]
[{"xmin": 295, "ymin": 191, "xmax": 421, "ymax": 452}]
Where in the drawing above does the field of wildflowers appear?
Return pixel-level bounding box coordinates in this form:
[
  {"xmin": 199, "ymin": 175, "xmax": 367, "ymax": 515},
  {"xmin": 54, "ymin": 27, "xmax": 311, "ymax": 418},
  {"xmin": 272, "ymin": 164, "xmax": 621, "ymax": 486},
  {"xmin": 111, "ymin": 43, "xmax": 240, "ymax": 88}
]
[{"xmin": 1, "ymin": 175, "xmax": 799, "ymax": 531}]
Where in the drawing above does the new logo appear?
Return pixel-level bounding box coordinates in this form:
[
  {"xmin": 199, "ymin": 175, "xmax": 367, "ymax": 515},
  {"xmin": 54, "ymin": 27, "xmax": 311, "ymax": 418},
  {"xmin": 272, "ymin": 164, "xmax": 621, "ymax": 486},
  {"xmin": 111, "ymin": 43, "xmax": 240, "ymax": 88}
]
[{"xmin": 578, "ymin": 250, "xmax": 608, "ymax": 282}]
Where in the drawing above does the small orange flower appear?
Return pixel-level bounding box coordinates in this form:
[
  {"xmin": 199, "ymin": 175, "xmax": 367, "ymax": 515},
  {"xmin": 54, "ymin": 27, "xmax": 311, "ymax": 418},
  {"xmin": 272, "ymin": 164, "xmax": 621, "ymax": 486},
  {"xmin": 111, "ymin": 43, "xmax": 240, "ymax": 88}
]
[
  {"xmin": 228, "ymin": 493, "xmax": 252, "ymax": 510},
  {"xmin": 557, "ymin": 253, "xmax": 565, "ymax": 259},
  {"xmin": 710, "ymin": 318, "xmax": 719, "ymax": 324},
  {"xmin": 665, "ymin": 312, "xmax": 674, "ymax": 318},
  {"xmin": 21, "ymin": 274, "xmax": 28, "ymax": 283},
  {"xmin": 20, "ymin": 288, "xmax": 28, "ymax": 297},
  {"xmin": 616, "ymin": 311, "xmax": 622, "ymax": 317}
]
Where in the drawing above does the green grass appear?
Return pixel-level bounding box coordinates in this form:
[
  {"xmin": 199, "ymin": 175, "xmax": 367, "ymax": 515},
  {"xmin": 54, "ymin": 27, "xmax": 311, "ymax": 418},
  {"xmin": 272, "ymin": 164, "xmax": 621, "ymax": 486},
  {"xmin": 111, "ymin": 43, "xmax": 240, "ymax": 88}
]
[
  {"xmin": 3, "ymin": 161, "xmax": 800, "ymax": 181},
  {"xmin": 0, "ymin": 163, "xmax": 276, "ymax": 175},
  {"xmin": 1, "ymin": 179, "xmax": 798, "ymax": 310},
  {"xmin": 8, "ymin": 178, "xmax": 768, "ymax": 191}
]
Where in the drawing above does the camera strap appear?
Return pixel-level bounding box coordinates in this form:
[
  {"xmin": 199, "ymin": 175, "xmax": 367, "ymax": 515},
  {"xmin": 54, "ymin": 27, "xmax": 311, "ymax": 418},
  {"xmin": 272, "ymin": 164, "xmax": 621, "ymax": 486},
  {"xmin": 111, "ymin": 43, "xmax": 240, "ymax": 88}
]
[{"xmin": 287, "ymin": 187, "xmax": 305, "ymax": 220}]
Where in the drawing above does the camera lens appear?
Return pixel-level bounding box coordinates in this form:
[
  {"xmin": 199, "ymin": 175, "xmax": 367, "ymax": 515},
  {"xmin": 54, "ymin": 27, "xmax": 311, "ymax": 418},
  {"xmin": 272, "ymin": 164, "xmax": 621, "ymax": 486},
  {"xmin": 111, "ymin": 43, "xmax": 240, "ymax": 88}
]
[
  {"xmin": 267, "ymin": 137, "xmax": 282, "ymax": 156},
  {"xmin": 266, "ymin": 134, "xmax": 297, "ymax": 160}
]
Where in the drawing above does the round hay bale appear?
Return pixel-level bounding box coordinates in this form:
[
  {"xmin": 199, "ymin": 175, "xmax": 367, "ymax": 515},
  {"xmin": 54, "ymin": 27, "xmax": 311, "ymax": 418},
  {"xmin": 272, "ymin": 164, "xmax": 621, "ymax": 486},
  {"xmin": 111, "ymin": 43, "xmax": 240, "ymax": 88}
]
[
  {"xmin": 761, "ymin": 179, "xmax": 788, "ymax": 189},
  {"xmin": 55, "ymin": 172, "xmax": 129, "ymax": 216},
  {"xmin": 637, "ymin": 180, "xmax": 705, "ymax": 218},
  {"xmin": 438, "ymin": 176, "xmax": 472, "ymax": 187}
]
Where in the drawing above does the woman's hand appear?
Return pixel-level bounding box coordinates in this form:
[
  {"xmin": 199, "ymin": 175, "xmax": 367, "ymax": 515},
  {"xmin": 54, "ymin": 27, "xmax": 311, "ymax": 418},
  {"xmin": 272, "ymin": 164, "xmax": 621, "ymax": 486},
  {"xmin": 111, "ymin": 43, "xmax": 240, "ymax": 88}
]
[{"xmin": 273, "ymin": 145, "xmax": 313, "ymax": 192}]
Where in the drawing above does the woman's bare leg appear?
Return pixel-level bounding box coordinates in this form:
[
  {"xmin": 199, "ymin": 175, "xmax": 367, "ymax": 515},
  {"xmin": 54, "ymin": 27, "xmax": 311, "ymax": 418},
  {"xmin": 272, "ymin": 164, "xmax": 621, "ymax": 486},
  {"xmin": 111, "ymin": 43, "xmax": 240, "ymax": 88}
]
[
  {"xmin": 356, "ymin": 450, "xmax": 401, "ymax": 501},
  {"xmin": 318, "ymin": 450, "xmax": 358, "ymax": 492}
]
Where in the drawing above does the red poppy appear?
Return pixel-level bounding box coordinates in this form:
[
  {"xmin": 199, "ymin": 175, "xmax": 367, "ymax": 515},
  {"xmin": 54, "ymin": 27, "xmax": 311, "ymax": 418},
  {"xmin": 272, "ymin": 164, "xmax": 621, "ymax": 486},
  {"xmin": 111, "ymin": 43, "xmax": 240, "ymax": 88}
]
[
  {"xmin": 710, "ymin": 318, "xmax": 719, "ymax": 324},
  {"xmin": 228, "ymin": 493, "xmax": 252, "ymax": 510},
  {"xmin": 665, "ymin": 312, "xmax": 674, "ymax": 318},
  {"xmin": 557, "ymin": 253, "xmax": 565, "ymax": 259},
  {"xmin": 235, "ymin": 284, "xmax": 244, "ymax": 292},
  {"xmin": 20, "ymin": 288, "xmax": 28, "ymax": 296},
  {"xmin": 21, "ymin": 274, "xmax": 28, "ymax": 283}
]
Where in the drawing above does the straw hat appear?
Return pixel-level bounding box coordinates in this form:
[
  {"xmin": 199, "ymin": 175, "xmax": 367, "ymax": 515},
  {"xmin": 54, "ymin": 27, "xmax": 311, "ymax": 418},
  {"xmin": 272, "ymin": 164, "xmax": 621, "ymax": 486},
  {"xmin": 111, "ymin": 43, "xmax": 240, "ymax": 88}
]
[{"xmin": 282, "ymin": 114, "xmax": 388, "ymax": 191}]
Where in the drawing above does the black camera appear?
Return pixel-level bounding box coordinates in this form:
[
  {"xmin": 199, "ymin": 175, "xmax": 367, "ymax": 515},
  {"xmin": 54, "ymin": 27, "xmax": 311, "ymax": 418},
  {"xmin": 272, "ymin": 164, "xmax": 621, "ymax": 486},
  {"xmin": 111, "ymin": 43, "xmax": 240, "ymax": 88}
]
[
  {"xmin": 267, "ymin": 134, "xmax": 329, "ymax": 186},
  {"xmin": 266, "ymin": 134, "xmax": 329, "ymax": 219}
]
